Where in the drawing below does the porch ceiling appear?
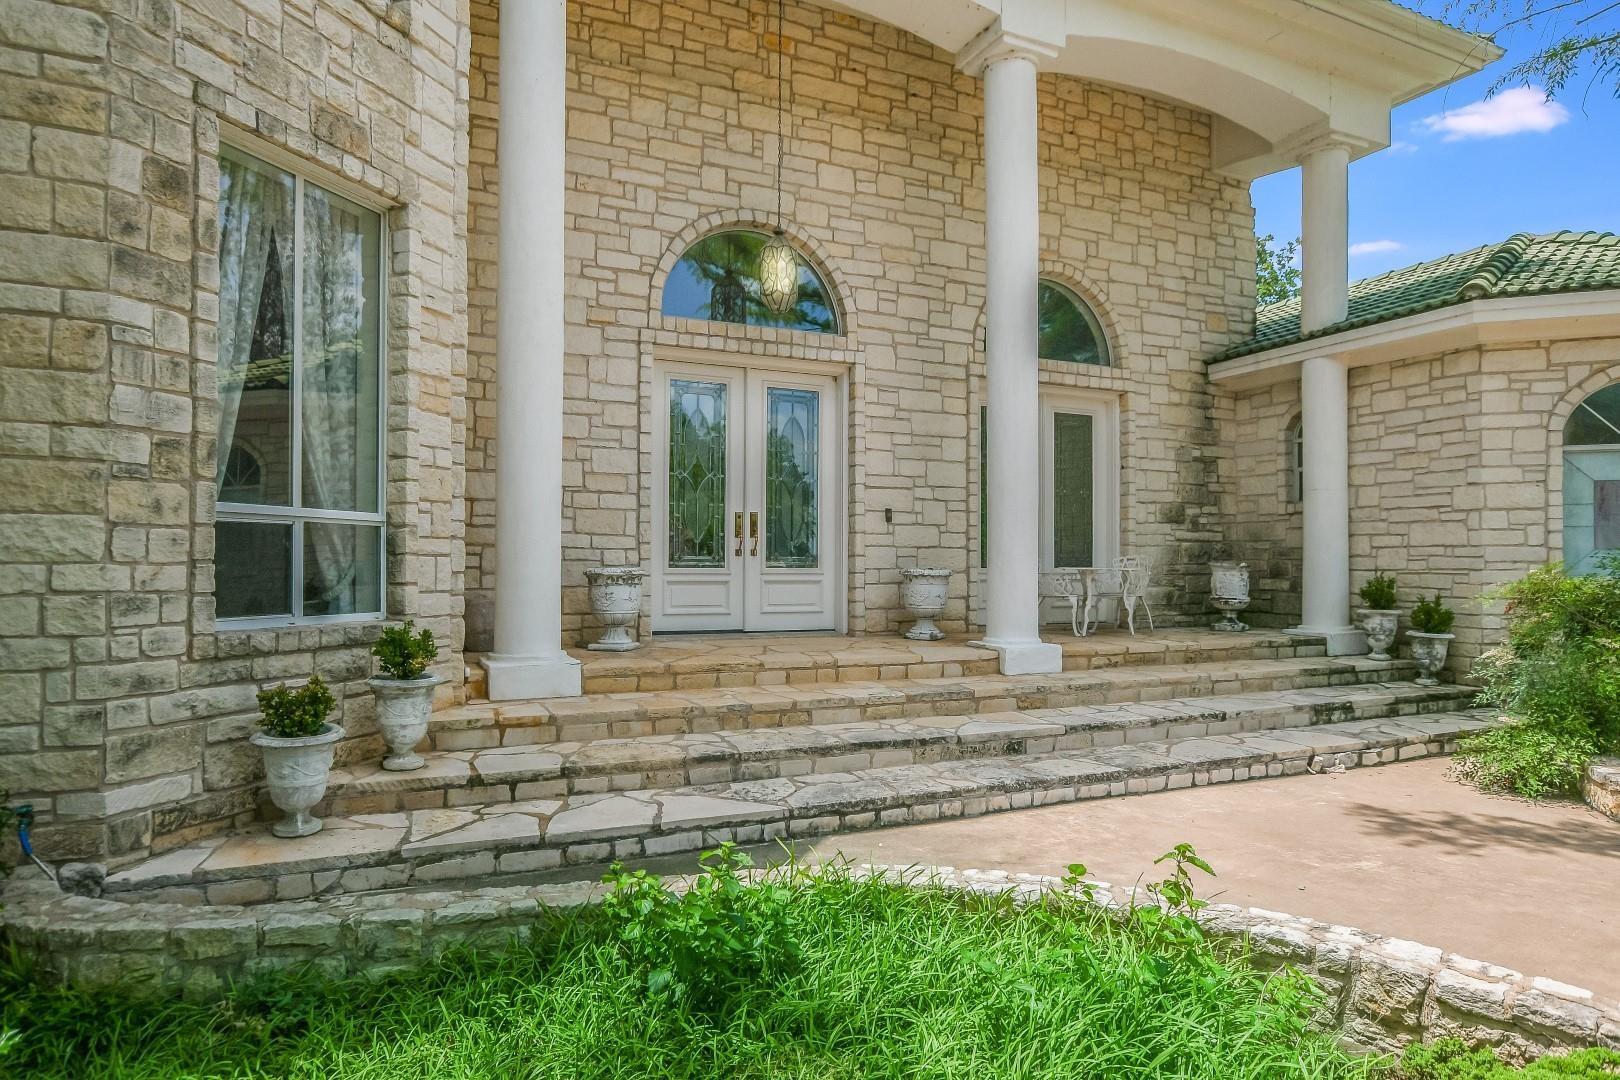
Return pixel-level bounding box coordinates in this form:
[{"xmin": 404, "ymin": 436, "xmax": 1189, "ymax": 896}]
[{"xmin": 816, "ymin": 0, "xmax": 1501, "ymax": 179}]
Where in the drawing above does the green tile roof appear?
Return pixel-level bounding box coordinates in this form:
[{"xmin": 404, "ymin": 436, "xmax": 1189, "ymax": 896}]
[{"xmin": 1215, "ymin": 230, "xmax": 1620, "ymax": 362}]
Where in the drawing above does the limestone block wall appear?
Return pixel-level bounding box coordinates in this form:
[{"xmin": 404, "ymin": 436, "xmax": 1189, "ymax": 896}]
[
  {"xmin": 463, "ymin": 0, "xmax": 1254, "ymax": 648},
  {"xmin": 1220, "ymin": 338, "xmax": 1620, "ymax": 670},
  {"xmin": 0, "ymin": 0, "xmax": 470, "ymax": 862}
]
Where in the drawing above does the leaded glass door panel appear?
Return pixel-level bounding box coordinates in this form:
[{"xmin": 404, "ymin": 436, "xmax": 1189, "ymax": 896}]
[
  {"xmin": 1037, "ymin": 395, "xmax": 1116, "ymax": 627},
  {"xmin": 653, "ymin": 362, "xmax": 839, "ymax": 632},
  {"xmin": 1565, "ymin": 449, "xmax": 1620, "ymax": 575}
]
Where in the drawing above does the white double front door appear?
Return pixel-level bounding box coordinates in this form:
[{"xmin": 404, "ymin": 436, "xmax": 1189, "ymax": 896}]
[{"xmin": 653, "ymin": 360, "xmax": 841, "ymax": 632}]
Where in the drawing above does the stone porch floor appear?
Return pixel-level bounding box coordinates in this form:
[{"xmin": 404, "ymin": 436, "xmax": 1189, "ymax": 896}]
[{"xmin": 469, "ymin": 627, "xmax": 1322, "ymax": 696}]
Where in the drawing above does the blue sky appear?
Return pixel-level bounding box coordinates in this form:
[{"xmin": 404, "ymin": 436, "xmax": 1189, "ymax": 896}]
[{"xmin": 1253, "ymin": 1, "xmax": 1620, "ymax": 280}]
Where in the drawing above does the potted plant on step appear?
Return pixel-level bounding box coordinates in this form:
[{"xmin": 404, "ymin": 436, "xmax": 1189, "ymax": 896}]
[
  {"xmin": 368, "ymin": 620, "xmax": 442, "ymax": 771},
  {"xmin": 1406, "ymin": 595, "xmax": 1456, "ymax": 686},
  {"xmin": 250, "ymin": 675, "xmax": 343, "ymax": 838},
  {"xmin": 1356, "ymin": 572, "xmax": 1401, "ymax": 662}
]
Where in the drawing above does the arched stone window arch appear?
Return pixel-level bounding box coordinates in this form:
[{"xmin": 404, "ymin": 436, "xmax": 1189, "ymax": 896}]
[
  {"xmin": 1038, "ymin": 279, "xmax": 1110, "ymax": 366},
  {"xmin": 660, "ymin": 228, "xmax": 840, "ymax": 333},
  {"xmin": 1564, "ymin": 382, "xmax": 1620, "ymax": 575}
]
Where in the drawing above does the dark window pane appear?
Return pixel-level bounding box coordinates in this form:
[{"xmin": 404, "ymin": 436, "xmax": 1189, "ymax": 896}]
[
  {"xmin": 1052, "ymin": 412, "xmax": 1095, "ymax": 567},
  {"xmin": 1567, "ymin": 384, "xmax": 1620, "ymax": 446},
  {"xmin": 216, "ymin": 521, "xmax": 292, "ymax": 619},
  {"xmin": 765, "ymin": 387, "xmax": 819, "ymax": 568},
  {"xmin": 304, "ymin": 522, "xmax": 383, "ymax": 616},
  {"xmin": 661, "ymin": 229, "xmax": 838, "ymax": 333},
  {"xmin": 1597, "ymin": 480, "xmax": 1620, "ymax": 551},
  {"xmin": 1038, "ymin": 281, "xmax": 1109, "ymax": 366},
  {"xmin": 301, "ymin": 185, "xmax": 382, "ymax": 513},
  {"xmin": 667, "ymin": 379, "xmax": 728, "ymax": 568},
  {"xmin": 217, "ymin": 149, "xmax": 295, "ymax": 506}
]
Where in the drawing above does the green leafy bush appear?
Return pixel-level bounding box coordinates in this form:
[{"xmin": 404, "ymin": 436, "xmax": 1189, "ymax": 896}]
[
  {"xmin": 1410, "ymin": 595, "xmax": 1456, "ymax": 635},
  {"xmin": 255, "ymin": 675, "xmax": 336, "ymax": 739},
  {"xmin": 371, "ymin": 620, "xmax": 437, "ymax": 681},
  {"xmin": 1359, "ymin": 572, "xmax": 1399, "ymax": 611},
  {"xmin": 1, "ymin": 850, "xmax": 1383, "ymax": 1080},
  {"xmin": 1454, "ymin": 559, "xmax": 1620, "ymax": 798},
  {"xmin": 1395, "ymin": 1037, "xmax": 1620, "ymax": 1078},
  {"xmin": 600, "ymin": 842, "xmax": 800, "ymax": 1011}
]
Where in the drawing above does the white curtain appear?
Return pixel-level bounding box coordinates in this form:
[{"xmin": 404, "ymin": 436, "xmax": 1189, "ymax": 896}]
[
  {"xmin": 300, "ymin": 186, "xmax": 379, "ymax": 614},
  {"xmin": 215, "ymin": 155, "xmax": 289, "ymax": 492}
]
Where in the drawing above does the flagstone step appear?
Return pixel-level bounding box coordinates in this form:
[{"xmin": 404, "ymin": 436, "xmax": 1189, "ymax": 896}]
[
  {"xmin": 433, "ymin": 654, "xmax": 1413, "ymax": 750},
  {"xmin": 463, "ymin": 628, "xmax": 1328, "ymax": 699},
  {"xmin": 104, "ymin": 707, "xmax": 1498, "ymax": 906},
  {"xmin": 331, "ymin": 680, "xmax": 1473, "ymax": 818}
]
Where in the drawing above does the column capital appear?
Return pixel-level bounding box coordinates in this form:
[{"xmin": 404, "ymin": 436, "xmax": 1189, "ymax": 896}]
[
  {"xmin": 1275, "ymin": 125, "xmax": 1379, "ymax": 166},
  {"xmin": 956, "ymin": 23, "xmax": 1059, "ymax": 77}
]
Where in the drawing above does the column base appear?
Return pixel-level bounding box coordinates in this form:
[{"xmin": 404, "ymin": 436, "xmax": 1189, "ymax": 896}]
[
  {"xmin": 971, "ymin": 639, "xmax": 1064, "ymax": 676},
  {"xmin": 481, "ymin": 652, "xmax": 583, "ymax": 700},
  {"xmin": 1283, "ymin": 626, "xmax": 1367, "ymax": 657}
]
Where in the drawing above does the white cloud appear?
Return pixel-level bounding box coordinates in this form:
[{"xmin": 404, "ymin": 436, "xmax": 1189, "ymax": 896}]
[
  {"xmin": 1349, "ymin": 240, "xmax": 1404, "ymax": 257},
  {"xmin": 1387, "ymin": 140, "xmax": 1419, "ymax": 154},
  {"xmin": 1419, "ymin": 86, "xmax": 1570, "ymax": 141}
]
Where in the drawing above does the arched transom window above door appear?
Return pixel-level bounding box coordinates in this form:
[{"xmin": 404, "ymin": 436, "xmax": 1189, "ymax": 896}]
[
  {"xmin": 661, "ymin": 229, "xmax": 840, "ymax": 334},
  {"xmin": 1039, "ymin": 280, "xmax": 1110, "ymax": 366},
  {"xmin": 1563, "ymin": 381, "xmax": 1620, "ymax": 576}
]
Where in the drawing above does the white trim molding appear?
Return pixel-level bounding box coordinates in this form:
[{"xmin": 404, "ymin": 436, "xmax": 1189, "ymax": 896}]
[{"xmin": 1210, "ymin": 290, "xmax": 1620, "ymax": 390}]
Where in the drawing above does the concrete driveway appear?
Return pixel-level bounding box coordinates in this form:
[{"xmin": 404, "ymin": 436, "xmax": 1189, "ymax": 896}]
[{"xmin": 798, "ymin": 758, "xmax": 1620, "ymax": 1002}]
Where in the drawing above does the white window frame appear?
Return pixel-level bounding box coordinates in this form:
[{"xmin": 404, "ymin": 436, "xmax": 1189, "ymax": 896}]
[{"xmin": 214, "ymin": 139, "xmax": 389, "ymax": 630}]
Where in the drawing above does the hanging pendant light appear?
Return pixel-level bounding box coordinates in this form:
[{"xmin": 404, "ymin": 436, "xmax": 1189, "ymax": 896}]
[{"xmin": 758, "ymin": 0, "xmax": 798, "ymax": 314}]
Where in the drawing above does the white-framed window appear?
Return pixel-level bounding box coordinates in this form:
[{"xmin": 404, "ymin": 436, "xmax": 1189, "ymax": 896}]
[
  {"xmin": 213, "ymin": 144, "xmax": 386, "ymax": 627},
  {"xmin": 1286, "ymin": 414, "xmax": 1305, "ymax": 504}
]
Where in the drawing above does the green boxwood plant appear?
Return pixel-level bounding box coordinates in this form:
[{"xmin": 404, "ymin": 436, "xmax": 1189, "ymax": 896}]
[
  {"xmin": 1358, "ymin": 572, "xmax": 1398, "ymax": 610},
  {"xmin": 1409, "ymin": 595, "xmax": 1455, "ymax": 635},
  {"xmin": 256, "ymin": 675, "xmax": 336, "ymax": 740},
  {"xmin": 372, "ymin": 620, "xmax": 438, "ymax": 681}
]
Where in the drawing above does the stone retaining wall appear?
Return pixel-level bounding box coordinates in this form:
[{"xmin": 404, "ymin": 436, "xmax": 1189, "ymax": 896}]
[
  {"xmin": 1586, "ymin": 758, "xmax": 1620, "ymax": 822},
  {"xmin": 3, "ymin": 865, "xmax": 1614, "ymax": 1063}
]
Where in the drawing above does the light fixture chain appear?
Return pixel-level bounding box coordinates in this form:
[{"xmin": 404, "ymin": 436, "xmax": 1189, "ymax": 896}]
[{"xmin": 775, "ymin": 0, "xmax": 784, "ymax": 228}]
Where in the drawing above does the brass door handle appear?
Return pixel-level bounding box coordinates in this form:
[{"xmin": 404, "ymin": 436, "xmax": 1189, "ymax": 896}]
[
  {"xmin": 749, "ymin": 511, "xmax": 759, "ymax": 557},
  {"xmin": 734, "ymin": 511, "xmax": 744, "ymax": 557}
]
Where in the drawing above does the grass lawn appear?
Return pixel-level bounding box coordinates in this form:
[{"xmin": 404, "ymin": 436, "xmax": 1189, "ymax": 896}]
[{"xmin": 1, "ymin": 853, "xmax": 1613, "ymax": 1079}]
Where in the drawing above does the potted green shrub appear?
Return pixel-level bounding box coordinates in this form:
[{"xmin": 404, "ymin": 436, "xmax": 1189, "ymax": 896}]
[
  {"xmin": 368, "ymin": 621, "xmax": 441, "ymax": 771},
  {"xmin": 1356, "ymin": 572, "xmax": 1401, "ymax": 662},
  {"xmin": 1406, "ymin": 595, "xmax": 1456, "ymax": 685},
  {"xmin": 249, "ymin": 675, "xmax": 343, "ymax": 837}
]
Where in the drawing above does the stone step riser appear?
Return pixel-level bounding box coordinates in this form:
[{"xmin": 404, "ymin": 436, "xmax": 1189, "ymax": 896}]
[
  {"xmin": 431, "ymin": 662, "xmax": 1416, "ymax": 751},
  {"xmin": 318, "ymin": 689, "xmax": 1469, "ymax": 819},
  {"xmin": 465, "ymin": 638, "xmax": 1328, "ymax": 700},
  {"xmin": 116, "ymin": 713, "xmax": 1492, "ymax": 906}
]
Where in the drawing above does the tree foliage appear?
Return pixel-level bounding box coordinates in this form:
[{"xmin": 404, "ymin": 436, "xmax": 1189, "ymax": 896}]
[
  {"xmin": 1255, "ymin": 234, "xmax": 1301, "ymax": 306},
  {"xmin": 1443, "ymin": 0, "xmax": 1620, "ymax": 101}
]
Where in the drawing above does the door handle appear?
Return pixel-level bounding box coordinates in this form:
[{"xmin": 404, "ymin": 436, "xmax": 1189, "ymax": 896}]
[
  {"xmin": 734, "ymin": 511, "xmax": 744, "ymax": 557},
  {"xmin": 749, "ymin": 511, "xmax": 760, "ymax": 557}
]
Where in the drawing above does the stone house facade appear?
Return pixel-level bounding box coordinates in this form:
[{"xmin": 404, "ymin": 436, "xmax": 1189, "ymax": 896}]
[{"xmin": 0, "ymin": 0, "xmax": 1513, "ymax": 864}]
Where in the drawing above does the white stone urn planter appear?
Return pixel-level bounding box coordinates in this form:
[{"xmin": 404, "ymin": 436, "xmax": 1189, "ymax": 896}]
[
  {"xmin": 250, "ymin": 723, "xmax": 344, "ymax": 838},
  {"xmin": 1209, "ymin": 562, "xmax": 1250, "ymax": 632},
  {"xmin": 586, "ymin": 566, "xmax": 646, "ymax": 651},
  {"xmin": 899, "ymin": 566, "xmax": 951, "ymax": 641},
  {"xmin": 1406, "ymin": 631, "xmax": 1454, "ymax": 686},
  {"xmin": 1357, "ymin": 609, "xmax": 1401, "ymax": 662},
  {"xmin": 367, "ymin": 675, "xmax": 443, "ymax": 771}
]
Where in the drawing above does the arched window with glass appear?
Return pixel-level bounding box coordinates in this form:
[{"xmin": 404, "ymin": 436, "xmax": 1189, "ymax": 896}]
[
  {"xmin": 1564, "ymin": 382, "xmax": 1620, "ymax": 575},
  {"xmin": 1038, "ymin": 280, "xmax": 1110, "ymax": 366},
  {"xmin": 661, "ymin": 229, "xmax": 840, "ymax": 334}
]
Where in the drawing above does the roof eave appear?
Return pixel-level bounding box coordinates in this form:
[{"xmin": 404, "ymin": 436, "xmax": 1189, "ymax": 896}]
[{"xmin": 1208, "ymin": 289, "xmax": 1620, "ymax": 390}]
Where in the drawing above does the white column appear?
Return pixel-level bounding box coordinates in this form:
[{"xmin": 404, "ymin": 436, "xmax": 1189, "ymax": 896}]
[
  {"xmin": 962, "ymin": 29, "xmax": 1062, "ymax": 676},
  {"xmin": 482, "ymin": 0, "xmax": 582, "ymax": 700},
  {"xmin": 1294, "ymin": 139, "xmax": 1360, "ymax": 652}
]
